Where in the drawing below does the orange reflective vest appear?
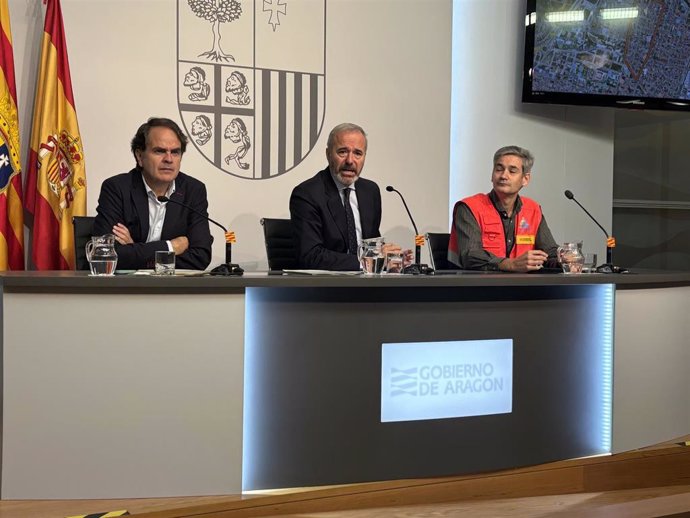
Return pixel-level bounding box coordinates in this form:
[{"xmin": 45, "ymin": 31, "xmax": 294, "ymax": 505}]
[{"xmin": 450, "ymin": 193, "xmax": 542, "ymax": 260}]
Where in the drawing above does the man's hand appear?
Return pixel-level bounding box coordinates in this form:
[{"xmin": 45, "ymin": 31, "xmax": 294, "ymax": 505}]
[
  {"xmin": 402, "ymin": 248, "xmax": 415, "ymax": 264},
  {"xmin": 499, "ymin": 250, "xmax": 548, "ymax": 273},
  {"xmin": 381, "ymin": 243, "xmax": 402, "ymax": 256},
  {"xmin": 112, "ymin": 223, "xmax": 133, "ymax": 245},
  {"xmin": 170, "ymin": 236, "xmax": 189, "ymax": 255}
]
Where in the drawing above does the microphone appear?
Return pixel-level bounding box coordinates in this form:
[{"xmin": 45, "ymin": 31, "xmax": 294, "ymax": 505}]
[
  {"xmin": 158, "ymin": 195, "xmax": 243, "ymax": 276},
  {"xmin": 385, "ymin": 186, "xmax": 432, "ymax": 274},
  {"xmin": 563, "ymin": 190, "xmax": 625, "ymax": 273}
]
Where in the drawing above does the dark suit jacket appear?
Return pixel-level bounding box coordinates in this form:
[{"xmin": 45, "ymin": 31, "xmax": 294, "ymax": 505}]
[
  {"xmin": 289, "ymin": 167, "xmax": 382, "ymax": 270},
  {"xmin": 93, "ymin": 168, "xmax": 213, "ymax": 270}
]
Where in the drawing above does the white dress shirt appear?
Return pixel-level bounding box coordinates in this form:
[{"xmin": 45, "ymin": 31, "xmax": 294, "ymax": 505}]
[{"xmin": 142, "ymin": 174, "xmax": 176, "ymax": 251}]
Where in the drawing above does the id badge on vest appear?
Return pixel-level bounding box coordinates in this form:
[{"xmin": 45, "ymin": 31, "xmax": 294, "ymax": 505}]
[{"xmin": 516, "ymin": 234, "xmax": 535, "ymax": 245}]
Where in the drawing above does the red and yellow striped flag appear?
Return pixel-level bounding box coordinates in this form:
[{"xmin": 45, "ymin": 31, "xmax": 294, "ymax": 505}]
[
  {"xmin": 0, "ymin": 0, "xmax": 25, "ymax": 270},
  {"xmin": 24, "ymin": 0, "xmax": 86, "ymax": 270}
]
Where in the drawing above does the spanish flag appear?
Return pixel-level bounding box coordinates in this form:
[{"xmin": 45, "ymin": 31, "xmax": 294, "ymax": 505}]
[
  {"xmin": 0, "ymin": 0, "xmax": 24, "ymax": 270},
  {"xmin": 24, "ymin": 0, "xmax": 86, "ymax": 270}
]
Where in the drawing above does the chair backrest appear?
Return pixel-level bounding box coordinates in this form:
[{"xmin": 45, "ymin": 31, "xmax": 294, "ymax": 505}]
[
  {"xmin": 73, "ymin": 216, "xmax": 96, "ymax": 271},
  {"xmin": 260, "ymin": 218, "xmax": 298, "ymax": 271},
  {"xmin": 425, "ymin": 232, "xmax": 459, "ymax": 271}
]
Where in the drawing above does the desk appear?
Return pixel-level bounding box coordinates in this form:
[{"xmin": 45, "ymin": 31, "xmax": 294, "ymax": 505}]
[{"xmin": 0, "ymin": 271, "xmax": 688, "ymax": 498}]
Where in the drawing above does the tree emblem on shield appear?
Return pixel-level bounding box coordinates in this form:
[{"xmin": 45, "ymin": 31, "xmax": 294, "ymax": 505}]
[{"xmin": 177, "ymin": 0, "xmax": 326, "ymax": 180}]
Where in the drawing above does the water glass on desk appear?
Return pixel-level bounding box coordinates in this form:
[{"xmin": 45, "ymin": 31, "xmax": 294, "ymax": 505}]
[
  {"xmin": 384, "ymin": 252, "xmax": 404, "ymax": 274},
  {"xmin": 583, "ymin": 253, "xmax": 598, "ymax": 273},
  {"xmin": 155, "ymin": 250, "xmax": 176, "ymax": 275}
]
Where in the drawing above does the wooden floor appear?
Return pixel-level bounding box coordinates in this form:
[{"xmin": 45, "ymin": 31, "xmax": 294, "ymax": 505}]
[
  {"xmin": 3, "ymin": 486, "xmax": 690, "ymax": 518},
  {"xmin": 2, "ymin": 438, "xmax": 689, "ymax": 518}
]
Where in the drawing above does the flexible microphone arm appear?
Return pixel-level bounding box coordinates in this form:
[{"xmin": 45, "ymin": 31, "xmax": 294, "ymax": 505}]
[
  {"xmin": 385, "ymin": 186, "xmax": 419, "ymax": 235},
  {"xmin": 563, "ymin": 190, "xmax": 613, "ymax": 266},
  {"xmin": 385, "ymin": 185, "xmax": 422, "ymax": 266},
  {"xmin": 563, "ymin": 190, "xmax": 609, "ymax": 239},
  {"xmin": 158, "ymin": 195, "xmax": 228, "ymax": 232},
  {"xmin": 158, "ymin": 195, "xmax": 243, "ymax": 275}
]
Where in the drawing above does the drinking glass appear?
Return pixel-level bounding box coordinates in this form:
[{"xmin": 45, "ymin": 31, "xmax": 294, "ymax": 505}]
[
  {"xmin": 583, "ymin": 253, "xmax": 598, "ymax": 273},
  {"xmin": 154, "ymin": 250, "xmax": 176, "ymax": 275},
  {"xmin": 385, "ymin": 252, "xmax": 404, "ymax": 274}
]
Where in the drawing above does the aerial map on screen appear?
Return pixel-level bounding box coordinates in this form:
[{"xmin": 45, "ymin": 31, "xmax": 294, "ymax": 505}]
[{"xmin": 532, "ymin": 0, "xmax": 690, "ymax": 101}]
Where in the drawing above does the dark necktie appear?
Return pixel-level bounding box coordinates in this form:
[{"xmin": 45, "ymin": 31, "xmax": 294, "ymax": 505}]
[{"xmin": 343, "ymin": 188, "xmax": 358, "ymax": 255}]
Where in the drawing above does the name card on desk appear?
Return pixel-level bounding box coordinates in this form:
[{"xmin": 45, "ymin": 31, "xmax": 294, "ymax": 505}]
[{"xmin": 381, "ymin": 339, "xmax": 513, "ymax": 423}]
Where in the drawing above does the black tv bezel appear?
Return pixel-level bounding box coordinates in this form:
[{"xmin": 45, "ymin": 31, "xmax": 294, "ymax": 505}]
[{"xmin": 521, "ymin": 0, "xmax": 690, "ymax": 112}]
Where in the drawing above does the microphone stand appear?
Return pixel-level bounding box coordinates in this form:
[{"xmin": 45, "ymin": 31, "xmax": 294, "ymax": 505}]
[
  {"xmin": 211, "ymin": 237, "xmax": 244, "ymax": 276},
  {"xmin": 158, "ymin": 195, "xmax": 244, "ymax": 276},
  {"xmin": 563, "ymin": 190, "xmax": 626, "ymax": 274},
  {"xmin": 385, "ymin": 186, "xmax": 433, "ymax": 275}
]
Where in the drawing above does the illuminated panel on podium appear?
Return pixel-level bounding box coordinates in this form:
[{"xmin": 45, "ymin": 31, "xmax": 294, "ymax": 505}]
[
  {"xmin": 242, "ymin": 283, "xmax": 615, "ymax": 490},
  {"xmin": 381, "ymin": 339, "xmax": 513, "ymax": 423}
]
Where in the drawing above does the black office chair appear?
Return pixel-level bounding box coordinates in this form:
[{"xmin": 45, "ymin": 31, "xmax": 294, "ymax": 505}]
[
  {"xmin": 425, "ymin": 232, "xmax": 459, "ymax": 271},
  {"xmin": 260, "ymin": 218, "xmax": 298, "ymax": 271},
  {"xmin": 73, "ymin": 216, "xmax": 95, "ymax": 271}
]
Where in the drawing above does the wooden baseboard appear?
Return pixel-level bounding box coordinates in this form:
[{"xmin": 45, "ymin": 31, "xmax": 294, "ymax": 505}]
[{"xmin": 132, "ymin": 444, "xmax": 690, "ymax": 517}]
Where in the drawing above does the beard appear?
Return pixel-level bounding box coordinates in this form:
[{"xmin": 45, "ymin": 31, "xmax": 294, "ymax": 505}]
[{"xmin": 334, "ymin": 167, "xmax": 359, "ymax": 186}]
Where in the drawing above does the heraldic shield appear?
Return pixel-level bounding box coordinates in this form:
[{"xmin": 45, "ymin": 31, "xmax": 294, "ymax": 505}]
[{"xmin": 177, "ymin": 0, "xmax": 326, "ymax": 180}]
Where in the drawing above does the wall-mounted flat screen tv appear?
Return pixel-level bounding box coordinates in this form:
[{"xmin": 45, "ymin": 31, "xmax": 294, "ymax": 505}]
[{"xmin": 523, "ymin": 0, "xmax": 690, "ymax": 111}]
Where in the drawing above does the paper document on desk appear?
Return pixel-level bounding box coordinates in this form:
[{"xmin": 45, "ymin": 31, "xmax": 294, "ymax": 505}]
[{"xmin": 283, "ymin": 270, "xmax": 361, "ymax": 276}]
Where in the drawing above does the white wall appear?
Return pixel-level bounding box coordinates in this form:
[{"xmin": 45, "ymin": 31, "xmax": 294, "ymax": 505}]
[
  {"xmin": 9, "ymin": 0, "xmax": 452, "ymax": 270},
  {"xmin": 10, "ymin": 0, "xmax": 616, "ymax": 269},
  {"xmin": 451, "ymin": 0, "xmax": 614, "ymax": 261}
]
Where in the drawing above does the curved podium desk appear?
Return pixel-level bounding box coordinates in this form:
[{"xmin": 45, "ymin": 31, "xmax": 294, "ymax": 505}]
[{"xmin": 0, "ymin": 271, "xmax": 688, "ymax": 498}]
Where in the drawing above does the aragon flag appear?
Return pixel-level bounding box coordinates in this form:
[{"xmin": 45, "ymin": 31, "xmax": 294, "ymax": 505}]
[
  {"xmin": 0, "ymin": 0, "xmax": 25, "ymax": 270},
  {"xmin": 24, "ymin": 0, "xmax": 86, "ymax": 270}
]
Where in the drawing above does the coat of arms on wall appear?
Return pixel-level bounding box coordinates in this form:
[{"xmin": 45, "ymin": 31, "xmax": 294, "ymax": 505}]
[{"xmin": 178, "ymin": 0, "xmax": 326, "ymax": 180}]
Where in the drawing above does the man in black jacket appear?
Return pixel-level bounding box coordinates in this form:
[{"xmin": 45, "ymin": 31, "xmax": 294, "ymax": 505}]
[
  {"xmin": 290, "ymin": 122, "xmax": 399, "ymax": 271},
  {"xmin": 93, "ymin": 117, "xmax": 212, "ymax": 270}
]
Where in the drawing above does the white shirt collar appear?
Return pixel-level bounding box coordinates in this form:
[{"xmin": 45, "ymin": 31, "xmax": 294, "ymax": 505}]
[{"xmin": 141, "ymin": 172, "xmax": 176, "ymax": 200}]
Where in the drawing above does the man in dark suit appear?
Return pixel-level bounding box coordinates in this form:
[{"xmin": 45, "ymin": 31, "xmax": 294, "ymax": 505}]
[
  {"xmin": 93, "ymin": 117, "xmax": 212, "ymax": 270},
  {"xmin": 290, "ymin": 122, "xmax": 399, "ymax": 270}
]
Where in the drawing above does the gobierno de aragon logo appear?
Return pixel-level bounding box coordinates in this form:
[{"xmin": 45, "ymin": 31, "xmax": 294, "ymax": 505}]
[{"xmin": 390, "ymin": 363, "xmax": 506, "ymax": 398}]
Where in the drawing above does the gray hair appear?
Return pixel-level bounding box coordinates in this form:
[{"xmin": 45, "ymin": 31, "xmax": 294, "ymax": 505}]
[
  {"xmin": 493, "ymin": 145, "xmax": 535, "ymax": 174},
  {"xmin": 327, "ymin": 123, "xmax": 368, "ymax": 150}
]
